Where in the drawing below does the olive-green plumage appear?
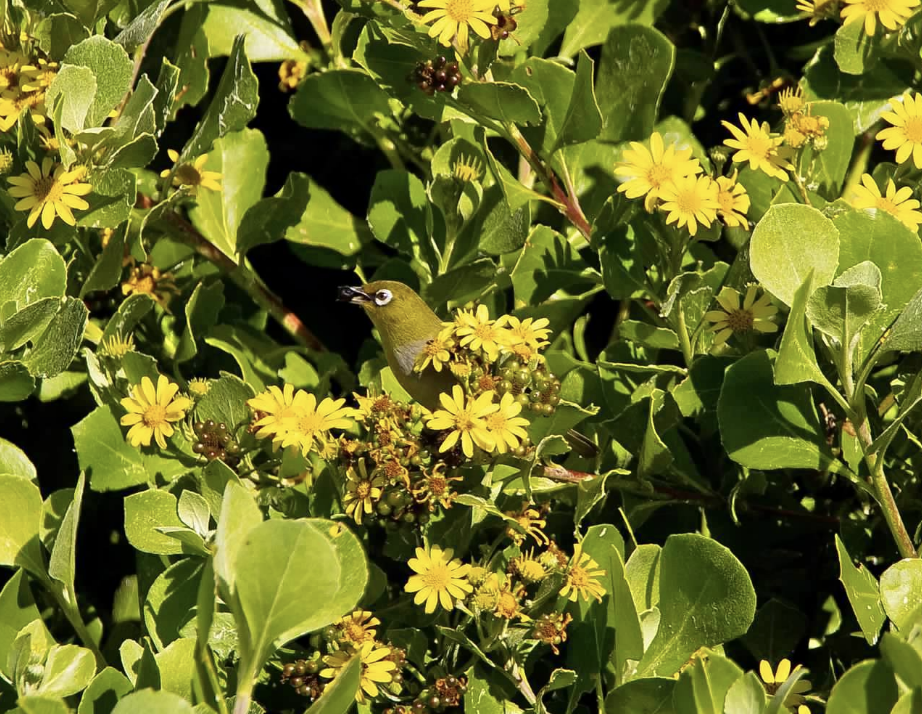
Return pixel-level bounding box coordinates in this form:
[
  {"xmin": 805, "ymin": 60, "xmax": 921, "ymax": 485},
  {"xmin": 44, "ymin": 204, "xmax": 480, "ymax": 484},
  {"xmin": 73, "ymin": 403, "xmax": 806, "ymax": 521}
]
[{"xmin": 340, "ymin": 280, "xmax": 456, "ymax": 411}]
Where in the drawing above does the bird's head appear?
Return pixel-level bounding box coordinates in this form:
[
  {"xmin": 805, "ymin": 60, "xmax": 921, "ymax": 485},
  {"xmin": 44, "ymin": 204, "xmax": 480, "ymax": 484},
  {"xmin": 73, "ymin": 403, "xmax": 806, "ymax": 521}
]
[{"xmin": 338, "ymin": 280, "xmax": 442, "ymax": 347}]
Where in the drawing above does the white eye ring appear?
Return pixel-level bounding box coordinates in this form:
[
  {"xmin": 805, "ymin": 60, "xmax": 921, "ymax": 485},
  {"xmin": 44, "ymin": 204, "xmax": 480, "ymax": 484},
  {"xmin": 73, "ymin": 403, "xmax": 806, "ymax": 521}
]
[{"xmin": 374, "ymin": 289, "xmax": 393, "ymax": 306}]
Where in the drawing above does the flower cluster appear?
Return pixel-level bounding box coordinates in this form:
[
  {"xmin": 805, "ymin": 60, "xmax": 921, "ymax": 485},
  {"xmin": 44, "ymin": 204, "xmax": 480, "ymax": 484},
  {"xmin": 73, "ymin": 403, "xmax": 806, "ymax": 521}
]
[
  {"xmin": 777, "ymin": 87, "xmax": 830, "ymax": 150},
  {"xmin": 616, "ymin": 131, "xmax": 750, "ymax": 235},
  {"xmin": 797, "ymin": 0, "xmax": 919, "ymax": 36},
  {"xmin": 0, "ymin": 42, "xmax": 53, "ymax": 132}
]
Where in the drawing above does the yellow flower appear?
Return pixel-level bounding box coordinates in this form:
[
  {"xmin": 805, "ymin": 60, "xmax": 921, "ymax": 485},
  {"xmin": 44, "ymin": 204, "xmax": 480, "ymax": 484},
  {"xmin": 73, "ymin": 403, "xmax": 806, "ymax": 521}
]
[
  {"xmin": 506, "ymin": 504, "xmax": 549, "ymax": 545},
  {"xmin": 0, "ymin": 88, "xmax": 47, "ymax": 131},
  {"xmin": 334, "ymin": 609, "xmax": 381, "ymax": 645},
  {"xmin": 615, "ymin": 131, "xmax": 702, "ymax": 212},
  {"xmin": 704, "ymin": 285, "xmax": 779, "ymax": 347},
  {"xmin": 160, "ymin": 149, "xmax": 222, "ymax": 194},
  {"xmin": 722, "ymin": 113, "xmax": 793, "ymax": 181},
  {"xmin": 658, "ymin": 175, "xmax": 719, "ymax": 236},
  {"xmin": 715, "ymin": 171, "xmax": 751, "ymax": 228},
  {"xmin": 426, "ymin": 384, "xmax": 497, "ymax": 457},
  {"xmin": 404, "ymin": 544, "xmax": 473, "ymax": 613},
  {"xmin": 247, "ymin": 383, "xmax": 300, "ymax": 442},
  {"xmin": 452, "ymin": 153, "xmax": 483, "ymax": 182},
  {"xmin": 850, "ymin": 173, "xmax": 922, "ymax": 230},
  {"xmin": 101, "ymin": 333, "xmax": 135, "ymax": 359},
  {"xmin": 759, "ymin": 659, "xmax": 812, "ymax": 708},
  {"xmin": 559, "ymin": 543, "xmax": 607, "ymax": 603},
  {"xmin": 778, "ymin": 86, "xmax": 807, "ymax": 116},
  {"xmin": 418, "ymin": 0, "xmax": 498, "ymax": 50},
  {"xmin": 840, "ymin": 0, "xmax": 919, "ymax": 36},
  {"xmin": 876, "ymin": 93, "xmax": 922, "ymax": 169},
  {"xmin": 494, "ymin": 585, "xmax": 527, "ymax": 620},
  {"xmin": 121, "ymin": 263, "xmax": 178, "ymax": 310},
  {"xmin": 278, "ymin": 58, "xmax": 308, "ymax": 92},
  {"xmin": 483, "ymin": 392, "xmax": 530, "ymax": 454},
  {"xmin": 785, "ymin": 108, "xmax": 830, "ymax": 148},
  {"xmin": 20, "ymin": 58, "xmax": 58, "ymax": 93},
  {"xmin": 120, "ymin": 375, "xmax": 192, "ymax": 449},
  {"xmin": 415, "ymin": 334, "xmax": 453, "ymax": 373},
  {"xmin": 0, "ymin": 147, "xmax": 12, "ymax": 173},
  {"xmin": 187, "ymin": 378, "xmax": 211, "ymax": 397},
  {"xmin": 278, "ymin": 392, "xmax": 355, "ymax": 456},
  {"xmin": 797, "ymin": 0, "xmax": 838, "ymax": 24},
  {"xmin": 7, "ymin": 157, "xmax": 92, "ymax": 229},
  {"xmin": 321, "ymin": 640, "xmax": 396, "ymax": 703},
  {"xmin": 454, "ymin": 304, "xmax": 513, "ymax": 360},
  {"xmin": 511, "ymin": 549, "xmax": 547, "ymax": 584},
  {"xmin": 343, "ymin": 459, "xmax": 385, "ymax": 524},
  {"xmin": 498, "ymin": 315, "xmax": 551, "ymax": 349}
]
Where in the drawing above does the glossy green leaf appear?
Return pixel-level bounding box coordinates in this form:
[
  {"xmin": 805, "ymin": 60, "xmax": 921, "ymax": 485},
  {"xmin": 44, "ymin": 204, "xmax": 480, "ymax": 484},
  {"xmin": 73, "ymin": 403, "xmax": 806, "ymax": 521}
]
[
  {"xmin": 457, "ymin": 82, "xmax": 542, "ymax": 126},
  {"xmin": 879, "ymin": 558, "xmax": 922, "ymax": 632},
  {"xmin": 110, "ymin": 689, "xmax": 195, "ymax": 714},
  {"xmin": 881, "ymin": 284, "xmax": 922, "ymax": 354},
  {"xmin": 77, "ymin": 666, "xmax": 133, "ymax": 714},
  {"xmin": 0, "ymin": 240, "xmax": 67, "ymax": 310},
  {"xmin": 46, "ymin": 64, "xmax": 96, "ymax": 132},
  {"xmin": 825, "ymin": 659, "xmax": 898, "ymax": 714},
  {"xmin": 0, "ymin": 474, "xmax": 45, "ymax": 577},
  {"xmin": 47, "ymin": 472, "xmax": 84, "ymax": 599},
  {"xmin": 835, "ymin": 535, "xmax": 885, "ymax": 645},
  {"xmin": 123, "ymin": 490, "xmax": 188, "ymax": 556},
  {"xmin": 284, "ymin": 176, "xmax": 371, "ymax": 257},
  {"xmin": 561, "ymin": 0, "xmax": 669, "ymax": 56},
  {"xmin": 62, "ymin": 36, "xmax": 132, "ymax": 128},
  {"xmin": 144, "ymin": 558, "xmax": 203, "ymax": 650},
  {"xmin": 289, "ymin": 69, "xmax": 392, "ymax": 132},
  {"xmin": 834, "ymin": 18, "xmax": 880, "ymax": 75},
  {"xmin": 807, "ymin": 261, "xmax": 882, "ymax": 346},
  {"xmin": 625, "ymin": 543, "xmax": 661, "ymax": 612},
  {"xmin": 194, "ymin": 373, "xmax": 255, "ymax": 431},
  {"xmin": 0, "ymin": 361, "xmax": 35, "ymax": 402},
  {"xmin": 201, "ymin": 0, "xmax": 304, "ymax": 61},
  {"xmin": 552, "ymin": 50, "xmax": 602, "ymax": 151},
  {"xmin": 72, "ymin": 406, "xmax": 147, "ymax": 492},
  {"xmin": 774, "ymin": 273, "xmax": 830, "ymax": 387},
  {"xmin": 606, "ymin": 677, "xmax": 676, "ymax": 714},
  {"xmin": 635, "ymin": 534, "xmax": 756, "ymax": 677},
  {"xmin": 880, "ymin": 633, "xmax": 922, "ymax": 689},
  {"xmin": 214, "ymin": 480, "xmax": 262, "ymax": 599},
  {"xmin": 237, "ymin": 172, "xmax": 311, "ymax": 256},
  {"xmin": 722, "ymin": 671, "xmax": 767, "ymax": 714},
  {"xmin": 0, "ymin": 438, "xmax": 37, "ymax": 482},
  {"xmin": 0, "ymin": 570, "xmax": 42, "ymax": 680},
  {"xmin": 674, "ymin": 654, "xmax": 743, "ymax": 714},
  {"xmin": 23, "ymin": 298, "xmax": 88, "ymax": 379},
  {"xmin": 37, "ymin": 644, "xmax": 96, "ymax": 697},
  {"xmin": 741, "ymin": 598, "xmax": 807, "ymax": 664},
  {"xmin": 806, "ymin": 101, "xmax": 854, "ymax": 198}
]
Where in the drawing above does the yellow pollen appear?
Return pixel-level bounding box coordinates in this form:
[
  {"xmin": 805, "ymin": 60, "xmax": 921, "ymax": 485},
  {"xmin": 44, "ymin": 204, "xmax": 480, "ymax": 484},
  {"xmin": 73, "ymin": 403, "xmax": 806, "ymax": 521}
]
[
  {"xmin": 454, "ymin": 411, "xmax": 475, "ymax": 431},
  {"xmin": 426, "ymin": 341, "xmax": 444, "ymax": 355},
  {"xmin": 429, "ymin": 477, "xmax": 448, "ymax": 495},
  {"xmin": 675, "ymin": 188, "xmax": 700, "ymax": 214},
  {"xmin": 647, "ymin": 164, "xmax": 673, "ymax": 187},
  {"xmin": 875, "ymin": 197, "xmax": 899, "ymax": 215},
  {"xmin": 34, "ymin": 176, "xmax": 64, "ymax": 204},
  {"xmin": 298, "ymin": 412, "xmax": 325, "ymax": 433},
  {"xmin": 445, "ymin": 0, "xmax": 476, "ymax": 20},
  {"xmin": 356, "ymin": 481, "xmax": 372, "ymax": 498},
  {"xmin": 422, "ymin": 564, "xmax": 452, "ymax": 588},
  {"xmin": 862, "ymin": 0, "xmax": 888, "ymax": 9},
  {"xmin": 568, "ymin": 566, "xmax": 590, "ymax": 588},
  {"xmin": 143, "ymin": 404, "xmax": 167, "ymax": 428},
  {"xmin": 717, "ymin": 190, "xmax": 736, "ymax": 213},
  {"xmin": 134, "ymin": 276, "xmax": 156, "ymax": 294},
  {"xmin": 474, "ymin": 325, "xmax": 496, "ymax": 340},
  {"xmin": 746, "ymin": 134, "xmax": 772, "ymax": 158},
  {"xmin": 726, "ymin": 309, "xmax": 755, "ymax": 332},
  {"xmin": 902, "ymin": 117, "xmax": 922, "ymax": 143},
  {"xmin": 486, "ymin": 413, "xmax": 507, "ymax": 430}
]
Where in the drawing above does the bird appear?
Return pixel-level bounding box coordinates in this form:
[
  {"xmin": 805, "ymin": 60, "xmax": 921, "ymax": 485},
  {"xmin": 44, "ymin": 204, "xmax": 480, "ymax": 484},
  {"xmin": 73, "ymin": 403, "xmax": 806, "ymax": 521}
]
[{"xmin": 338, "ymin": 280, "xmax": 598, "ymax": 457}]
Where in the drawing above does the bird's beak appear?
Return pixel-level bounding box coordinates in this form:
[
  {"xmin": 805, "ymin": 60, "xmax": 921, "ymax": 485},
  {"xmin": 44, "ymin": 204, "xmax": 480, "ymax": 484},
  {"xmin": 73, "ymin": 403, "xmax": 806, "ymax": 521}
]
[{"xmin": 337, "ymin": 286, "xmax": 372, "ymax": 305}]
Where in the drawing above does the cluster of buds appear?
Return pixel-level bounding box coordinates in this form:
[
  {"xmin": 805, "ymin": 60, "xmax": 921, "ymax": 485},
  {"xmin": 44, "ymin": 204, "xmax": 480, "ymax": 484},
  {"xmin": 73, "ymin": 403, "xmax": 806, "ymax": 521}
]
[
  {"xmin": 489, "ymin": 357, "xmax": 562, "ymax": 417},
  {"xmin": 383, "ymin": 675, "xmax": 468, "ymax": 714},
  {"xmin": 411, "ymin": 56, "xmax": 462, "ymax": 95},
  {"xmin": 280, "ymin": 658, "xmax": 323, "ymax": 701},
  {"xmin": 778, "ymin": 86, "xmax": 829, "ymax": 150},
  {"xmin": 192, "ymin": 420, "xmax": 241, "ymax": 462}
]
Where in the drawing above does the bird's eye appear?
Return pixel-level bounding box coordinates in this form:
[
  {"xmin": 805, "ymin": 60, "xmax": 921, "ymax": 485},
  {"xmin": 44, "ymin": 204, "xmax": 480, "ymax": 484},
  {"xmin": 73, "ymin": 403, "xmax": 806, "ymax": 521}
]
[{"xmin": 375, "ymin": 289, "xmax": 393, "ymax": 306}]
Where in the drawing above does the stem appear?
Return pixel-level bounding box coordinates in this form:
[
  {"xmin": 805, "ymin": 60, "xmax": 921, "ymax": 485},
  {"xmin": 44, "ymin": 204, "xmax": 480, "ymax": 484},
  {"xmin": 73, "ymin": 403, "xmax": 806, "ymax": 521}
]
[
  {"xmin": 675, "ymin": 307, "xmax": 694, "ymax": 367},
  {"xmin": 842, "ymin": 128, "xmax": 875, "ymax": 198},
  {"xmin": 791, "ymin": 170, "xmax": 811, "ymax": 204},
  {"xmin": 289, "ymin": 0, "xmax": 331, "ymax": 47},
  {"xmin": 44, "ymin": 579, "xmax": 107, "ymax": 669},
  {"xmin": 163, "ymin": 212, "xmax": 327, "ymax": 351}
]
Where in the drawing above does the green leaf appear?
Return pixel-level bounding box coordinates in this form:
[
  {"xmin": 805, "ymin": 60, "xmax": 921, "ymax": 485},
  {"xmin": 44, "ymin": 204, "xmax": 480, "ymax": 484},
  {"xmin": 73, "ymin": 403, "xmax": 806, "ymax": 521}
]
[
  {"xmin": 62, "ymin": 36, "xmax": 132, "ymax": 128},
  {"xmin": 807, "ymin": 261, "xmax": 882, "ymax": 346},
  {"xmin": 77, "ymin": 167, "xmax": 136, "ymax": 229},
  {"xmin": 124, "ymin": 490, "xmax": 189, "ymax": 556},
  {"xmin": 510, "ymin": 225, "xmax": 597, "ymax": 306},
  {"xmin": 464, "ymin": 186, "xmax": 530, "ymax": 257},
  {"xmin": 635, "ymin": 533, "xmax": 756, "ymax": 677},
  {"xmin": 606, "ymin": 678, "xmax": 676, "ymax": 714},
  {"xmin": 144, "ymin": 558, "xmax": 202, "ymax": 650},
  {"xmin": 189, "ymin": 128, "xmax": 268, "ymax": 260},
  {"xmin": 426, "ymin": 259, "xmax": 496, "ymax": 306},
  {"xmin": 595, "ymin": 24, "xmax": 674, "ymax": 142},
  {"xmin": 233, "ymin": 520, "xmax": 367, "ymax": 688},
  {"xmin": 619, "ymin": 320, "xmax": 679, "ymax": 350},
  {"xmin": 552, "ymin": 50, "xmax": 602, "ymax": 151},
  {"xmin": 0, "ymin": 438, "xmax": 37, "ymax": 481},
  {"xmin": 72, "ymin": 406, "xmax": 147, "ymax": 492},
  {"xmin": 497, "ymin": 0, "xmax": 549, "ymax": 56},
  {"xmin": 80, "ymin": 224, "xmax": 126, "ymax": 297},
  {"xmin": 77, "ymin": 667, "xmax": 133, "ymax": 714},
  {"xmin": 510, "ymin": 57, "xmax": 580, "ymax": 157},
  {"xmin": 674, "ymin": 654, "xmax": 743, "ymax": 714},
  {"xmin": 835, "ymin": 534, "xmax": 885, "ymax": 645},
  {"xmin": 154, "ymin": 637, "xmax": 195, "ymax": 699},
  {"xmin": 723, "ymin": 672, "xmax": 767, "ymax": 714},
  {"xmin": 182, "ymin": 36, "xmax": 258, "ymax": 161},
  {"xmin": 194, "ymin": 373, "xmax": 255, "ymax": 430},
  {"xmin": 561, "ymin": 0, "xmax": 669, "ymax": 56},
  {"xmin": 741, "ymin": 598, "xmax": 807, "ymax": 664},
  {"xmin": 111, "ymin": 689, "xmax": 195, "ymax": 714},
  {"xmin": 881, "ymin": 284, "xmax": 922, "ymax": 354},
  {"xmin": 625, "ymin": 543, "xmax": 661, "ymax": 612},
  {"xmin": 0, "ymin": 299, "xmax": 59, "ymax": 354},
  {"xmin": 112, "ymin": 0, "xmax": 172, "ymax": 51},
  {"xmin": 303, "ymin": 653, "xmax": 360, "ymax": 714},
  {"xmin": 18, "ymin": 697, "xmax": 71, "ymax": 714},
  {"xmin": 806, "ymin": 101, "xmax": 854, "ymax": 198},
  {"xmin": 0, "ymin": 361, "xmax": 35, "ymax": 402},
  {"xmin": 0, "ymin": 474, "xmax": 45, "ymax": 577},
  {"xmin": 34, "ymin": 13, "xmax": 90, "ymax": 61},
  {"xmin": 0, "ymin": 570, "xmax": 42, "ymax": 680},
  {"xmin": 289, "ymin": 69, "xmax": 391, "ymax": 132},
  {"xmin": 880, "ymin": 559, "xmax": 922, "ymax": 632},
  {"xmin": 200, "ymin": 0, "xmax": 305, "ymax": 61},
  {"xmin": 880, "ymin": 633, "xmax": 922, "ymax": 690},
  {"xmin": 46, "ymin": 65, "xmax": 96, "ymax": 132},
  {"xmin": 175, "ymin": 280, "xmax": 225, "ymax": 363},
  {"xmin": 48, "ymin": 472, "xmax": 84, "ymax": 598},
  {"xmin": 750, "ymin": 204, "xmax": 840, "ymax": 307},
  {"xmin": 23, "ymin": 298, "xmax": 88, "ymax": 379},
  {"xmin": 237, "ymin": 172, "xmax": 311, "ymax": 256},
  {"xmin": 60, "ymin": 0, "xmax": 119, "ymax": 30},
  {"xmin": 214, "ymin": 480, "xmax": 262, "ymax": 598},
  {"xmin": 368, "ymin": 169, "xmax": 432, "ymax": 263},
  {"xmin": 774, "ymin": 273, "xmax": 830, "ymax": 387},
  {"xmin": 284, "ymin": 176, "xmax": 371, "ymax": 257},
  {"xmin": 825, "ymin": 659, "xmax": 898, "ymax": 714},
  {"xmin": 456, "ymin": 82, "xmax": 542, "ymax": 126},
  {"xmin": 833, "ymin": 207, "xmax": 922, "ymax": 359},
  {"xmin": 37, "ymin": 644, "xmax": 96, "ymax": 697},
  {"xmin": 717, "ymin": 350, "xmax": 837, "ymax": 471},
  {"xmin": 0, "ymin": 239, "xmax": 67, "ymax": 310},
  {"xmin": 834, "ymin": 18, "xmax": 880, "ymax": 75}
]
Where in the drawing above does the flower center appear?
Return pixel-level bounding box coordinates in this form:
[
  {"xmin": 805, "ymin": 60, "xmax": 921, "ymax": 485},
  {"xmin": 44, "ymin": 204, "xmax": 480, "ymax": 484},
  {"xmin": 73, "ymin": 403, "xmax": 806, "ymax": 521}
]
[
  {"xmin": 134, "ymin": 276, "xmax": 156, "ymax": 294},
  {"xmin": 717, "ymin": 189, "xmax": 737, "ymax": 213},
  {"xmin": 356, "ymin": 481, "xmax": 372, "ymax": 498},
  {"xmin": 746, "ymin": 133, "xmax": 772, "ymax": 159},
  {"xmin": 298, "ymin": 412, "xmax": 325, "ymax": 434},
  {"xmin": 344, "ymin": 623, "xmax": 366, "ymax": 641},
  {"xmin": 425, "ymin": 340, "xmax": 445, "ymax": 356},
  {"xmin": 727, "ymin": 309, "xmax": 755, "ymax": 332},
  {"xmin": 876, "ymin": 197, "xmax": 899, "ymax": 215},
  {"xmin": 485, "ymin": 413, "xmax": 507, "ymax": 431},
  {"xmin": 862, "ymin": 0, "xmax": 889, "ymax": 10},
  {"xmin": 34, "ymin": 176, "xmax": 64, "ymax": 204},
  {"xmin": 902, "ymin": 117, "xmax": 922, "ymax": 143},
  {"xmin": 568, "ymin": 566, "xmax": 590, "ymax": 588},
  {"xmin": 454, "ymin": 409, "xmax": 476, "ymax": 432},
  {"xmin": 496, "ymin": 592, "xmax": 518, "ymax": 617},
  {"xmin": 175, "ymin": 164, "xmax": 202, "ymax": 185},
  {"xmin": 422, "ymin": 563, "xmax": 452, "ymax": 589},
  {"xmin": 675, "ymin": 187, "xmax": 702, "ymax": 215},
  {"xmin": 646, "ymin": 163, "xmax": 673, "ymax": 188},
  {"xmin": 445, "ymin": 0, "xmax": 476, "ymax": 20},
  {"xmin": 143, "ymin": 404, "xmax": 167, "ymax": 428},
  {"xmin": 474, "ymin": 325, "xmax": 496, "ymax": 342},
  {"xmin": 428, "ymin": 476, "xmax": 448, "ymax": 495}
]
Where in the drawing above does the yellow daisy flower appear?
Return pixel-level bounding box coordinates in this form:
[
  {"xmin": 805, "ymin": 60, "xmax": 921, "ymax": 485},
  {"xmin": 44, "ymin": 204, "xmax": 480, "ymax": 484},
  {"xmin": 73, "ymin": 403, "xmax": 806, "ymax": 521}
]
[
  {"xmin": 452, "ymin": 153, "xmax": 483, "ymax": 182},
  {"xmin": 777, "ymin": 86, "xmax": 806, "ymax": 116},
  {"xmin": 715, "ymin": 171, "xmax": 751, "ymax": 228},
  {"xmin": 20, "ymin": 58, "xmax": 58, "ymax": 93},
  {"xmin": 506, "ymin": 504, "xmax": 549, "ymax": 545},
  {"xmin": 342, "ymin": 459, "xmax": 385, "ymax": 524},
  {"xmin": 321, "ymin": 640, "xmax": 396, "ymax": 703},
  {"xmin": 658, "ymin": 175, "xmax": 720, "ymax": 236},
  {"xmin": 498, "ymin": 315, "xmax": 551, "ymax": 349},
  {"xmin": 120, "ymin": 375, "xmax": 192, "ymax": 449},
  {"xmin": 454, "ymin": 304, "xmax": 513, "ymax": 360},
  {"xmin": 850, "ymin": 173, "xmax": 922, "ymax": 230},
  {"xmin": 426, "ymin": 384, "xmax": 497, "ymax": 457},
  {"xmin": 704, "ymin": 285, "xmax": 779, "ymax": 347},
  {"xmin": 415, "ymin": 334, "xmax": 453, "ymax": 373},
  {"xmin": 248, "ymin": 383, "xmax": 302, "ymax": 442},
  {"xmin": 796, "ymin": 0, "xmax": 838, "ymax": 24},
  {"xmin": 160, "ymin": 149, "xmax": 223, "ymax": 195},
  {"xmin": 876, "ymin": 93, "xmax": 922, "ymax": 169},
  {"xmin": 559, "ymin": 543, "xmax": 607, "ymax": 603},
  {"xmin": 615, "ymin": 131, "xmax": 702, "ymax": 212},
  {"xmin": 0, "ymin": 88, "xmax": 47, "ymax": 131},
  {"xmin": 722, "ymin": 113, "xmax": 793, "ymax": 181},
  {"xmin": 404, "ymin": 544, "xmax": 473, "ymax": 613},
  {"xmin": 418, "ymin": 0, "xmax": 498, "ymax": 50},
  {"xmin": 100, "ymin": 333, "xmax": 135, "ymax": 359},
  {"xmin": 483, "ymin": 392, "xmax": 530, "ymax": 454},
  {"xmin": 121, "ymin": 263, "xmax": 178, "ymax": 310},
  {"xmin": 277, "ymin": 392, "xmax": 355, "ymax": 456},
  {"xmin": 840, "ymin": 0, "xmax": 919, "ymax": 36},
  {"xmin": 334, "ymin": 609, "xmax": 381, "ymax": 645},
  {"xmin": 7, "ymin": 157, "xmax": 92, "ymax": 229},
  {"xmin": 759, "ymin": 659, "xmax": 812, "ymax": 708}
]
